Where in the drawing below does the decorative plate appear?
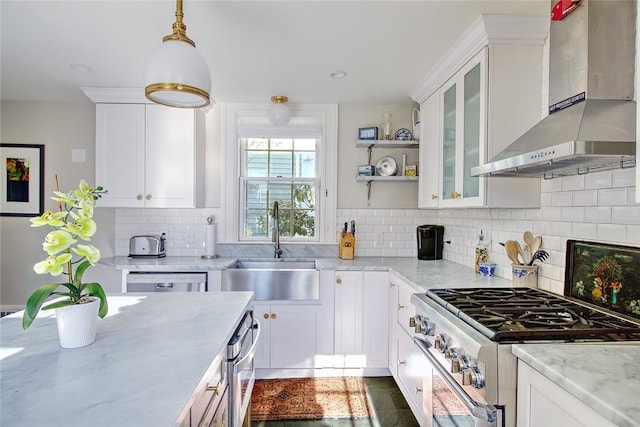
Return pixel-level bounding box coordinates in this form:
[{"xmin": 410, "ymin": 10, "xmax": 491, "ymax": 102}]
[
  {"xmin": 395, "ymin": 128, "xmax": 412, "ymax": 141},
  {"xmin": 375, "ymin": 156, "xmax": 398, "ymax": 176}
]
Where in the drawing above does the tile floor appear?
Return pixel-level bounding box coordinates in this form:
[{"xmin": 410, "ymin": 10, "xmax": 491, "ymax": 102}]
[{"xmin": 251, "ymin": 376, "xmax": 420, "ymax": 427}]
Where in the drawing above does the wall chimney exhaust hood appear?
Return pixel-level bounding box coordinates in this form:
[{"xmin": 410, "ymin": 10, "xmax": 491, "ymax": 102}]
[{"xmin": 471, "ymin": 0, "xmax": 636, "ymax": 179}]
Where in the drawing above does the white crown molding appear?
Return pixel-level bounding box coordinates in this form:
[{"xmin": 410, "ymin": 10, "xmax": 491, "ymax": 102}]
[
  {"xmin": 409, "ymin": 14, "xmax": 549, "ymax": 104},
  {"xmin": 81, "ymin": 87, "xmax": 214, "ymax": 113}
]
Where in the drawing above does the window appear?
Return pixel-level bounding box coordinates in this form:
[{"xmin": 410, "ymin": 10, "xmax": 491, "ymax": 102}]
[
  {"xmin": 221, "ymin": 103, "xmax": 337, "ymax": 243},
  {"xmin": 241, "ymin": 138, "xmax": 318, "ymax": 239}
]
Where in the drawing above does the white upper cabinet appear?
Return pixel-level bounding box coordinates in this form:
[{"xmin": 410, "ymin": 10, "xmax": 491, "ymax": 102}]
[
  {"xmin": 95, "ymin": 103, "xmax": 205, "ymax": 208},
  {"xmin": 412, "ymin": 15, "xmax": 549, "ymax": 209}
]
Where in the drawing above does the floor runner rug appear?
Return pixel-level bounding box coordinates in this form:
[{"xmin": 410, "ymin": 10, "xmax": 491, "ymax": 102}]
[{"xmin": 251, "ymin": 377, "xmax": 374, "ymax": 420}]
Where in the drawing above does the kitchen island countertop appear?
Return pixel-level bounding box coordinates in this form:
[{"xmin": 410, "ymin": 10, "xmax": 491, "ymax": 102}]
[
  {"xmin": 512, "ymin": 343, "xmax": 640, "ymax": 427},
  {"xmin": 0, "ymin": 292, "xmax": 254, "ymax": 427}
]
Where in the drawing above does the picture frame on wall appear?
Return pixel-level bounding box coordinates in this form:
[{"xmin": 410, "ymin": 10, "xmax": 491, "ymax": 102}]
[
  {"xmin": 358, "ymin": 126, "xmax": 378, "ymax": 141},
  {"xmin": 0, "ymin": 143, "xmax": 45, "ymax": 217}
]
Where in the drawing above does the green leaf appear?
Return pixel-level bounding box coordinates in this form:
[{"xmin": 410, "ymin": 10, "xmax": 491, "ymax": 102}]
[
  {"xmin": 22, "ymin": 283, "xmax": 64, "ymax": 329},
  {"xmin": 82, "ymin": 283, "xmax": 108, "ymax": 318},
  {"xmin": 73, "ymin": 260, "xmax": 91, "ymax": 289},
  {"xmin": 42, "ymin": 299, "xmax": 77, "ymax": 310}
]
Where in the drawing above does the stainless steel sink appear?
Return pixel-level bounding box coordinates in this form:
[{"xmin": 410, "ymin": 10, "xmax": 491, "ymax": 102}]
[{"xmin": 221, "ymin": 259, "xmax": 319, "ymax": 300}]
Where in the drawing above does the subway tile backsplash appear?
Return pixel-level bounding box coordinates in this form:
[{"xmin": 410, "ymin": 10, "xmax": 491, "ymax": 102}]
[{"xmin": 115, "ymin": 168, "xmax": 638, "ymax": 296}]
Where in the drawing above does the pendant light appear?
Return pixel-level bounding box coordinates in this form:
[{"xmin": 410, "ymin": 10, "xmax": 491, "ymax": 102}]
[
  {"xmin": 145, "ymin": 0, "xmax": 211, "ymax": 108},
  {"xmin": 268, "ymin": 96, "xmax": 291, "ymax": 126}
]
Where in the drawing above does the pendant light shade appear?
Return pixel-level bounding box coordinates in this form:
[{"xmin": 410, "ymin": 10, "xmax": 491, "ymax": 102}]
[
  {"xmin": 145, "ymin": 0, "xmax": 211, "ymax": 108},
  {"xmin": 268, "ymin": 96, "xmax": 291, "ymax": 126}
]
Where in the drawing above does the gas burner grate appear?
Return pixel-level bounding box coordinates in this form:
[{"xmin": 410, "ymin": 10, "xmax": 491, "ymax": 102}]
[{"xmin": 426, "ymin": 287, "xmax": 640, "ymax": 342}]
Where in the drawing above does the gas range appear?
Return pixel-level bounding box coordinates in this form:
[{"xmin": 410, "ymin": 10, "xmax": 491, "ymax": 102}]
[
  {"xmin": 409, "ymin": 239, "xmax": 640, "ymax": 427},
  {"xmin": 425, "ymin": 287, "xmax": 640, "ymax": 343}
]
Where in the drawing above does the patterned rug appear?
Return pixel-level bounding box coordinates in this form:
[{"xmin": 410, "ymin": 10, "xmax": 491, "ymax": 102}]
[
  {"xmin": 251, "ymin": 377, "xmax": 374, "ymax": 420},
  {"xmin": 433, "ymin": 376, "xmax": 471, "ymax": 416}
]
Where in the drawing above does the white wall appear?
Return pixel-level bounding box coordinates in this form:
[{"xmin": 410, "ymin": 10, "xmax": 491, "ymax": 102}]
[
  {"xmin": 0, "ymin": 101, "xmax": 120, "ymax": 308},
  {"xmin": 338, "ymin": 104, "xmax": 419, "ymax": 209}
]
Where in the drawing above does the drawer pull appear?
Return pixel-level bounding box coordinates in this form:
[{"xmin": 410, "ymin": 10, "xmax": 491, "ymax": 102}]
[
  {"xmin": 336, "ymin": 278, "xmax": 342, "ymax": 285},
  {"xmin": 271, "ymin": 313, "xmax": 277, "ymax": 320}
]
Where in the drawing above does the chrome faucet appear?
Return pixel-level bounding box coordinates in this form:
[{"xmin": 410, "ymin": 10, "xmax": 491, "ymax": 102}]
[{"xmin": 272, "ymin": 201, "xmax": 283, "ymax": 258}]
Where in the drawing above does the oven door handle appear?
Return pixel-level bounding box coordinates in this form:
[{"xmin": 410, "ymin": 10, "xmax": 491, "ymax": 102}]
[
  {"xmin": 413, "ymin": 337, "xmax": 497, "ymax": 423},
  {"xmin": 234, "ymin": 320, "xmax": 261, "ymax": 373}
]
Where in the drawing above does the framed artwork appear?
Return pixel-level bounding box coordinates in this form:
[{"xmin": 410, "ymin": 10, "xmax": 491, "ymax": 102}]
[
  {"xmin": 358, "ymin": 127, "xmax": 378, "ymax": 141},
  {"xmin": 564, "ymin": 239, "xmax": 640, "ymax": 322},
  {"xmin": 0, "ymin": 143, "xmax": 45, "ymax": 217}
]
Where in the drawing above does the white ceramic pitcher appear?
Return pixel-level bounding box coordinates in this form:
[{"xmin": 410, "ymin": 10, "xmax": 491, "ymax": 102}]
[{"xmin": 412, "ymin": 108, "xmax": 420, "ymax": 141}]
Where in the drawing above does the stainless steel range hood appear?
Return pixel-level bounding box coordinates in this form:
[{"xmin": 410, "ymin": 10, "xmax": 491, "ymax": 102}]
[{"xmin": 471, "ymin": 0, "xmax": 636, "ymax": 179}]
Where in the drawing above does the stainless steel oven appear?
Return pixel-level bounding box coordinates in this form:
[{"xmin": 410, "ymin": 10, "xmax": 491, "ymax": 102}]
[{"xmin": 227, "ymin": 310, "xmax": 260, "ymax": 427}]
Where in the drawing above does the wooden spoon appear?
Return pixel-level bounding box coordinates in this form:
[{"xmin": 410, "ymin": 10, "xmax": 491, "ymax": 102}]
[
  {"xmin": 531, "ymin": 235, "xmax": 542, "ymax": 254},
  {"xmin": 523, "ymin": 231, "xmax": 534, "ymax": 248},
  {"xmin": 505, "ymin": 240, "xmax": 522, "ymax": 265}
]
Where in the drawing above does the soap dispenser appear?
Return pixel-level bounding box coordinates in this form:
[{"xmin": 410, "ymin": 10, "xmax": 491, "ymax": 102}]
[{"xmin": 475, "ymin": 230, "xmax": 489, "ymax": 273}]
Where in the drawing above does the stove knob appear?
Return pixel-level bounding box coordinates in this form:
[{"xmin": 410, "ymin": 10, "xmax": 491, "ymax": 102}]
[
  {"xmin": 444, "ymin": 347, "xmax": 458, "ymax": 360},
  {"xmin": 462, "ymin": 367, "xmax": 485, "ymax": 389},
  {"xmin": 434, "ymin": 334, "xmax": 447, "ymax": 352},
  {"xmin": 451, "ymin": 357, "xmax": 462, "ymax": 373}
]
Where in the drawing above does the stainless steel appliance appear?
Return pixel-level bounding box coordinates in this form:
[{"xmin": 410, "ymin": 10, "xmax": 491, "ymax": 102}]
[
  {"xmin": 471, "ymin": 0, "xmax": 636, "ymax": 179},
  {"xmin": 227, "ymin": 310, "xmax": 260, "ymax": 427},
  {"xmin": 129, "ymin": 233, "xmax": 166, "ymax": 258},
  {"xmin": 126, "ymin": 272, "xmax": 207, "ymax": 292},
  {"xmin": 410, "ymin": 241, "xmax": 640, "ymax": 427}
]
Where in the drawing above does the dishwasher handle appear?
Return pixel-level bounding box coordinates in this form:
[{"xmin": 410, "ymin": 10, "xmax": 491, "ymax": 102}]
[{"xmin": 234, "ymin": 320, "xmax": 261, "ymax": 373}]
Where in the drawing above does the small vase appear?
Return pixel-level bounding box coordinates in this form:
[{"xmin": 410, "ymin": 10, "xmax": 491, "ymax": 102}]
[
  {"xmin": 55, "ymin": 298, "xmax": 100, "ymax": 348},
  {"xmin": 382, "ymin": 113, "xmax": 393, "ymax": 140},
  {"xmin": 511, "ymin": 264, "xmax": 539, "ymax": 288}
]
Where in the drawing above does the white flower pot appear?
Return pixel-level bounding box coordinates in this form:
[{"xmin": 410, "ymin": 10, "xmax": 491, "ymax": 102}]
[{"xmin": 55, "ymin": 298, "xmax": 100, "ymax": 348}]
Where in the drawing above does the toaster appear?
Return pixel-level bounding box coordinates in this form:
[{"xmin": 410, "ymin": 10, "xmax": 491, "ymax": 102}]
[{"xmin": 129, "ymin": 233, "xmax": 166, "ymax": 258}]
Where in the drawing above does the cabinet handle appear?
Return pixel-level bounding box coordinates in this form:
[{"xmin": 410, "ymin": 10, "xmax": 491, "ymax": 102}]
[
  {"xmin": 263, "ymin": 313, "xmax": 269, "ymax": 320},
  {"xmin": 271, "ymin": 313, "xmax": 277, "ymax": 320},
  {"xmin": 450, "ymin": 191, "xmax": 461, "ymax": 199},
  {"xmin": 431, "ymin": 194, "xmax": 438, "ymax": 200},
  {"xmin": 136, "ymin": 194, "xmax": 143, "ymax": 200},
  {"xmin": 415, "ymin": 387, "xmax": 423, "ymax": 394},
  {"xmin": 398, "ymin": 360, "xmax": 406, "ymax": 366},
  {"xmin": 206, "ymin": 378, "xmax": 223, "ymax": 394},
  {"xmin": 336, "ymin": 278, "xmax": 342, "ymax": 285},
  {"xmin": 390, "ymin": 282, "xmax": 396, "ymax": 288},
  {"xmin": 398, "ymin": 304, "xmax": 405, "ymax": 310},
  {"xmin": 145, "ymin": 194, "xmax": 152, "ymax": 200}
]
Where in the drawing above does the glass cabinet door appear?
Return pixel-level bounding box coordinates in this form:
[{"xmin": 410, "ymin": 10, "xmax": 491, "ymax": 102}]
[
  {"xmin": 441, "ymin": 83, "xmax": 456, "ymax": 201},
  {"xmin": 462, "ymin": 62, "xmax": 481, "ymax": 199}
]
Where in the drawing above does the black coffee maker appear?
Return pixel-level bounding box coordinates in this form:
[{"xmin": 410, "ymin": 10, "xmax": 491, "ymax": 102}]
[{"xmin": 417, "ymin": 225, "xmax": 444, "ymax": 260}]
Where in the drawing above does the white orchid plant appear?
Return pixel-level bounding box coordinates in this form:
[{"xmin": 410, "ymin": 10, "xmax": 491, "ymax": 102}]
[{"xmin": 22, "ymin": 180, "xmax": 108, "ymax": 329}]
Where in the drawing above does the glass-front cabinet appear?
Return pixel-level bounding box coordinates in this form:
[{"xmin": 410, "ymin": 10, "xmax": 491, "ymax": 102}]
[
  {"xmin": 414, "ymin": 15, "xmax": 546, "ymax": 210},
  {"xmin": 438, "ymin": 49, "xmax": 486, "ymax": 208}
]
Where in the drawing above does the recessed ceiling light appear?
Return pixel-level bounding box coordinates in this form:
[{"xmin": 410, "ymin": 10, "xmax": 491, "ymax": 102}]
[
  {"xmin": 70, "ymin": 64, "xmax": 93, "ymax": 73},
  {"xmin": 330, "ymin": 70, "xmax": 347, "ymax": 79}
]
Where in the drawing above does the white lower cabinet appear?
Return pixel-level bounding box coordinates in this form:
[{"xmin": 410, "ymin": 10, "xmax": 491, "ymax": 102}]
[
  {"xmin": 253, "ymin": 303, "xmax": 325, "ymax": 370},
  {"xmin": 517, "ymin": 360, "xmax": 616, "ymax": 427},
  {"xmin": 390, "ymin": 273, "xmax": 425, "ymax": 423},
  {"xmin": 333, "ymin": 270, "xmax": 389, "ymax": 370}
]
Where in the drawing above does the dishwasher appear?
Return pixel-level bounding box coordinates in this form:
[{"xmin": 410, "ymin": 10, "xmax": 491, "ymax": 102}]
[{"xmin": 125, "ymin": 272, "xmax": 207, "ymax": 292}]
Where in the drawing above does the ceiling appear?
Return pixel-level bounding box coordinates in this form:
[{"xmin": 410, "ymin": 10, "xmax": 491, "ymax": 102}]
[{"xmin": 1, "ymin": 1, "xmax": 549, "ymax": 105}]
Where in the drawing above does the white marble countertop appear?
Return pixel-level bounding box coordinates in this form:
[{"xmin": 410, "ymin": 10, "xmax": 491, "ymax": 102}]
[
  {"xmin": 0, "ymin": 292, "xmax": 253, "ymax": 427},
  {"xmin": 100, "ymin": 256, "xmax": 512, "ymax": 292},
  {"xmin": 512, "ymin": 343, "xmax": 640, "ymax": 427}
]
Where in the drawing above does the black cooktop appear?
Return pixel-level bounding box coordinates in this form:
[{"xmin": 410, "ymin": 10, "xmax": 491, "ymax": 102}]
[{"xmin": 426, "ymin": 287, "xmax": 640, "ymax": 343}]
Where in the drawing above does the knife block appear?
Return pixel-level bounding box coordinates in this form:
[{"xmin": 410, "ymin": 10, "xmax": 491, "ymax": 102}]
[{"xmin": 339, "ymin": 233, "xmax": 355, "ymax": 259}]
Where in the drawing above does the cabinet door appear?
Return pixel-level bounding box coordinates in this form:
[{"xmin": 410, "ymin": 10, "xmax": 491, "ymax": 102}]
[
  {"xmin": 397, "ymin": 327, "xmax": 426, "ymax": 422},
  {"xmin": 388, "ymin": 275, "xmax": 399, "ymax": 377},
  {"xmin": 95, "ymin": 103, "xmax": 146, "ymax": 207},
  {"xmin": 334, "ymin": 271, "xmax": 364, "ymax": 368},
  {"xmin": 397, "ymin": 278, "xmax": 417, "ymax": 336},
  {"xmin": 252, "ymin": 304, "xmax": 271, "ymax": 369},
  {"xmin": 144, "ymin": 105, "xmax": 196, "ymax": 208},
  {"xmin": 439, "ymin": 49, "xmax": 487, "ymax": 208},
  {"xmin": 363, "ymin": 271, "xmax": 389, "ymax": 369},
  {"xmin": 269, "ymin": 304, "xmax": 320, "ymax": 369},
  {"xmin": 418, "ymin": 92, "xmax": 441, "ymax": 208}
]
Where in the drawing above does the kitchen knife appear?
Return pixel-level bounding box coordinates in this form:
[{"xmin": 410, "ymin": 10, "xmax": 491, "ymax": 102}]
[{"xmin": 351, "ymin": 220, "xmax": 356, "ymax": 236}]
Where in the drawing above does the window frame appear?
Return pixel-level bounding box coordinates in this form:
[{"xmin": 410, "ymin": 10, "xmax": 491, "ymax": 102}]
[{"xmin": 221, "ymin": 103, "xmax": 338, "ymax": 244}]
